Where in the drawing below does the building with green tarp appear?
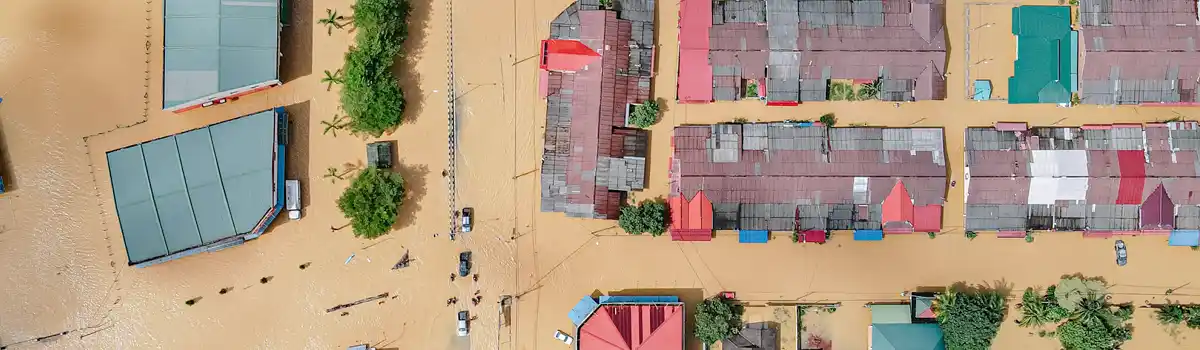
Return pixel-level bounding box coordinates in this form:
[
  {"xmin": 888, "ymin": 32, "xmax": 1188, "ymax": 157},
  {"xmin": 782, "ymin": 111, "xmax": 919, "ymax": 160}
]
[
  {"xmin": 1008, "ymin": 6, "xmax": 1078, "ymax": 104},
  {"xmin": 163, "ymin": 0, "xmax": 283, "ymax": 112},
  {"xmin": 107, "ymin": 108, "xmax": 288, "ymax": 267}
]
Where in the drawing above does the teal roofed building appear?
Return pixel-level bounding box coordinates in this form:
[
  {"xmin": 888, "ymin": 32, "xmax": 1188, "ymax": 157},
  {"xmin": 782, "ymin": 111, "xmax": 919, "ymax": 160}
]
[
  {"xmin": 1008, "ymin": 6, "xmax": 1078, "ymax": 104},
  {"xmin": 867, "ymin": 292, "xmax": 945, "ymax": 350}
]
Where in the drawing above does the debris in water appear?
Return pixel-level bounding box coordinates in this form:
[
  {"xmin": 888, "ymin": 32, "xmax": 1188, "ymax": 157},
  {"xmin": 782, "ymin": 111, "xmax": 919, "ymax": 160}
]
[
  {"xmin": 326, "ymin": 293, "xmax": 390, "ymax": 313},
  {"xmin": 345, "ymin": 253, "xmax": 356, "ymax": 264}
]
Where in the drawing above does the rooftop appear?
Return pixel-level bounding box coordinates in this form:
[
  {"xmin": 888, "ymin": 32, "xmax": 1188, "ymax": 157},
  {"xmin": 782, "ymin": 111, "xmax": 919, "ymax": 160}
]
[
  {"xmin": 1008, "ymin": 6, "xmax": 1076, "ymax": 104},
  {"xmin": 164, "ymin": 0, "xmax": 281, "ymax": 111},
  {"xmin": 722, "ymin": 322, "xmax": 778, "ymax": 350},
  {"xmin": 107, "ymin": 108, "xmax": 286, "ymax": 266},
  {"xmin": 577, "ymin": 300, "xmax": 685, "ymax": 350},
  {"xmin": 540, "ymin": 0, "xmax": 655, "ymax": 219},
  {"xmin": 670, "ymin": 123, "xmax": 947, "ymax": 237},
  {"xmin": 677, "ymin": 0, "xmax": 949, "ymax": 104},
  {"xmin": 964, "ymin": 122, "xmax": 1200, "ymax": 238},
  {"xmin": 1078, "ymin": 0, "xmax": 1200, "ymax": 105}
]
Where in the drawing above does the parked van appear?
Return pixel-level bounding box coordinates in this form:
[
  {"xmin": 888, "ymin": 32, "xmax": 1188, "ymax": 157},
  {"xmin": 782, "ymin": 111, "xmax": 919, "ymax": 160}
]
[{"xmin": 286, "ymin": 180, "xmax": 301, "ymax": 219}]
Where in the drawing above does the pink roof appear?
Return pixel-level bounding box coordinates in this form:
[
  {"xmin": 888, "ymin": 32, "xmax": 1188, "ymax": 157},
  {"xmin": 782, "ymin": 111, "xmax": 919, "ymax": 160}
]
[
  {"xmin": 670, "ymin": 192, "xmax": 714, "ymax": 241},
  {"xmin": 540, "ymin": 39, "xmax": 601, "ymax": 72},
  {"xmin": 677, "ymin": 0, "xmax": 712, "ymax": 102},
  {"xmin": 579, "ymin": 304, "xmax": 685, "ymax": 350},
  {"xmin": 913, "ymin": 206, "xmax": 943, "ymax": 233},
  {"xmin": 1141, "ymin": 184, "xmax": 1174, "ymax": 230}
]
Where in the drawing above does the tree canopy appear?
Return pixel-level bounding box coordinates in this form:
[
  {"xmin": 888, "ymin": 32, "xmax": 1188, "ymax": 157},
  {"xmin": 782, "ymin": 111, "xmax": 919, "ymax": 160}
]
[
  {"xmin": 337, "ymin": 167, "xmax": 406, "ymax": 238},
  {"xmin": 340, "ymin": 0, "xmax": 411, "ymax": 137},
  {"xmin": 933, "ymin": 289, "xmax": 1007, "ymax": 350},
  {"xmin": 628, "ymin": 100, "xmax": 661, "ymax": 128},
  {"xmin": 617, "ymin": 200, "xmax": 668, "ymax": 236},
  {"xmin": 1018, "ymin": 277, "xmax": 1133, "ymax": 350},
  {"xmin": 694, "ymin": 296, "xmax": 744, "ymax": 345}
]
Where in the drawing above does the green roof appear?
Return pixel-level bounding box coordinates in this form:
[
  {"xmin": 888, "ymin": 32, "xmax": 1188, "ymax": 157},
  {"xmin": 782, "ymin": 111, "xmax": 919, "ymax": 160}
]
[
  {"xmin": 1008, "ymin": 6, "xmax": 1075, "ymax": 104},
  {"xmin": 163, "ymin": 0, "xmax": 281, "ymax": 110},
  {"xmin": 870, "ymin": 304, "xmax": 913, "ymax": 324},
  {"xmin": 871, "ymin": 323, "xmax": 945, "ymax": 350},
  {"xmin": 107, "ymin": 109, "xmax": 282, "ymax": 265}
]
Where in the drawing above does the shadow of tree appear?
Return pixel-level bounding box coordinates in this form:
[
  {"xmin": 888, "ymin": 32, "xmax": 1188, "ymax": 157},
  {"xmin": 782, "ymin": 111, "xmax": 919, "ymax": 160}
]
[
  {"xmin": 393, "ymin": 162, "xmax": 428, "ymax": 230},
  {"xmin": 394, "ymin": 0, "xmax": 432, "ymax": 125}
]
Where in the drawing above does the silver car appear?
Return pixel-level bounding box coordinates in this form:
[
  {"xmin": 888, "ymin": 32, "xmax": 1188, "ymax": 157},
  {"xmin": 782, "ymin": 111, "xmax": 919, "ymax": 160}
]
[{"xmin": 1115, "ymin": 240, "xmax": 1127, "ymax": 266}]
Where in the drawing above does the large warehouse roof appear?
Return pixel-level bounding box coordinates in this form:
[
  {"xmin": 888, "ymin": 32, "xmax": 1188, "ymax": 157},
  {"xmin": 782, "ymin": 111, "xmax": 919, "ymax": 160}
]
[
  {"xmin": 1078, "ymin": 0, "xmax": 1200, "ymax": 105},
  {"xmin": 108, "ymin": 109, "xmax": 285, "ymax": 266},
  {"xmin": 163, "ymin": 0, "xmax": 281, "ymax": 111}
]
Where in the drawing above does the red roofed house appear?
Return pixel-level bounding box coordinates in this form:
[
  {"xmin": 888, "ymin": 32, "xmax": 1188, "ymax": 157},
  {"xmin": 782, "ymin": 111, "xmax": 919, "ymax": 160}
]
[
  {"xmin": 540, "ymin": 0, "xmax": 656, "ymax": 219},
  {"xmin": 670, "ymin": 123, "xmax": 948, "ymax": 241},
  {"xmin": 668, "ymin": 191, "xmax": 714, "ymax": 241},
  {"xmin": 577, "ymin": 301, "xmax": 685, "ymax": 350}
]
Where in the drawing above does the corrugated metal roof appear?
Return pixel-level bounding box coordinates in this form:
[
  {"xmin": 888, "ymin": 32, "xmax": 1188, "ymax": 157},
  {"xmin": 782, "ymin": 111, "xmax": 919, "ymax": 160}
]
[
  {"xmin": 1009, "ymin": 6, "xmax": 1074, "ymax": 104},
  {"xmin": 673, "ymin": 124, "xmax": 946, "ymax": 233},
  {"xmin": 108, "ymin": 109, "xmax": 282, "ymax": 265},
  {"xmin": 1078, "ymin": 0, "xmax": 1200, "ymax": 104},
  {"xmin": 540, "ymin": 6, "xmax": 653, "ymax": 219},
  {"xmin": 163, "ymin": 0, "xmax": 280, "ymax": 110}
]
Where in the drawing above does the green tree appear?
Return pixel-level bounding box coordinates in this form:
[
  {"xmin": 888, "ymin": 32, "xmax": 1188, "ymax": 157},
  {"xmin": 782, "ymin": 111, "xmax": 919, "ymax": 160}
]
[
  {"xmin": 694, "ymin": 296, "xmax": 744, "ymax": 345},
  {"xmin": 322, "ymin": 69, "xmax": 344, "ymax": 91},
  {"xmin": 819, "ymin": 113, "xmax": 836, "ymax": 127},
  {"xmin": 336, "ymin": 167, "xmax": 406, "ymax": 238},
  {"xmin": 1156, "ymin": 303, "xmax": 1186, "ymax": 326},
  {"xmin": 341, "ymin": 37, "xmax": 405, "ymax": 136},
  {"xmin": 628, "ymin": 100, "xmax": 661, "ymax": 128},
  {"xmin": 965, "ymin": 231, "xmax": 978, "ymax": 240},
  {"xmin": 933, "ymin": 289, "xmax": 1007, "ymax": 350},
  {"xmin": 1018, "ymin": 287, "xmax": 1069, "ymax": 328},
  {"xmin": 352, "ymin": 0, "xmax": 411, "ymax": 48},
  {"xmin": 319, "ymin": 8, "xmax": 347, "ymax": 35},
  {"xmin": 618, "ymin": 200, "xmax": 668, "ymax": 236},
  {"xmin": 857, "ymin": 78, "xmax": 881, "ymax": 100}
]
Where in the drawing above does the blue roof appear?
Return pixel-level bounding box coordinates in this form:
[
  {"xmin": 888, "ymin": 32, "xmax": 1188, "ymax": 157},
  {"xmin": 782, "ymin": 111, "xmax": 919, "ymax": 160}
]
[
  {"xmin": 163, "ymin": 0, "xmax": 281, "ymax": 110},
  {"xmin": 871, "ymin": 323, "xmax": 945, "ymax": 350},
  {"xmin": 973, "ymin": 80, "xmax": 992, "ymax": 101},
  {"xmin": 569, "ymin": 296, "xmax": 600, "ymax": 326},
  {"xmin": 1169, "ymin": 230, "xmax": 1200, "ymax": 247},
  {"xmin": 739, "ymin": 230, "xmax": 770, "ymax": 243},
  {"xmin": 855, "ymin": 230, "xmax": 884, "ymax": 241}
]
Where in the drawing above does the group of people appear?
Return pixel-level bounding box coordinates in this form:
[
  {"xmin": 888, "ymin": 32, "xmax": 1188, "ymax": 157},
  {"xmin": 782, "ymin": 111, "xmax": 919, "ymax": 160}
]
[{"xmin": 446, "ymin": 273, "xmax": 483, "ymax": 306}]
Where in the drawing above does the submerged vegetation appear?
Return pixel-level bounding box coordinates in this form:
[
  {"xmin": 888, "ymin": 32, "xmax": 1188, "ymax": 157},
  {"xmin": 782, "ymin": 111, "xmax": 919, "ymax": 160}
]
[
  {"xmin": 933, "ymin": 289, "xmax": 1007, "ymax": 350},
  {"xmin": 337, "ymin": 167, "xmax": 407, "ymax": 238},
  {"xmin": 1018, "ymin": 276, "xmax": 1133, "ymax": 350},
  {"xmin": 628, "ymin": 100, "xmax": 661, "ymax": 128},
  {"xmin": 618, "ymin": 199, "xmax": 668, "ymax": 236},
  {"xmin": 694, "ymin": 295, "xmax": 744, "ymax": 345},
  {"xmin": 340, "ymin": 0, "xmax": 411, "ymax": 137}
]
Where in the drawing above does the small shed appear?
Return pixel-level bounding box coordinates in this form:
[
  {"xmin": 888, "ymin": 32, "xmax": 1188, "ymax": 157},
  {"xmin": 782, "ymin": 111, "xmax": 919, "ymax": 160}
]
[
  {"xmin": 366, "ymin": 141, "xmax": 395, "ymax": 169},
  {"xmin": 739, "ymin": 230, "xmax": 769, "ymax": 243},
  {"xmin": 854, "ymin": 230, "xmax": 884, "ymax": 241},
  {"xmin": 1169, "ymin": 230, "xmax": 1200, "ymax": 247},
  {"xmin": 722, "ymin": 322, "xmax": 778, "ymax": 350}
]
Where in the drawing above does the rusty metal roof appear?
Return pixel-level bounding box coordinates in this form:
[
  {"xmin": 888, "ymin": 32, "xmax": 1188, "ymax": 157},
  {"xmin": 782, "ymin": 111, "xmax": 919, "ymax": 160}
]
[
  {"xmin": 540, "ymin": 4, "xmax": 654, "ymax": 219},
  {"xmin": 965, "ymin": 122, "xmax": 1200, "ymax": 233},
  {"xmin": 1079, "ymin": 0, "xmax": 1200, "ymax": 104},
  {"xmin": 673, "ymin": 123, "xmax": 947, "ymax": 232}
]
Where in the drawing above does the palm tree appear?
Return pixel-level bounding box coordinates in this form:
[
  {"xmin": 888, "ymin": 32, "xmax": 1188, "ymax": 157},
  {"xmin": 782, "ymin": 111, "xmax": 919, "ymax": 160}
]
[
  {"xmin": 321, "ymin": 69, "xmax": 344, "ymax": 91},
  {"xmin": 323, "ymin": 166, "xmax": 343, "ymax": 183},
  {"xmin": 321, "ymin": 114, "xmax": 350, "ymax": 136},
  {"xmin": 857, "ymin": 78, "xmax": 882, "ymax": 100},
  {"xmin": 319, "ymin": 9, "xmax": 347, "ymax": 35}
]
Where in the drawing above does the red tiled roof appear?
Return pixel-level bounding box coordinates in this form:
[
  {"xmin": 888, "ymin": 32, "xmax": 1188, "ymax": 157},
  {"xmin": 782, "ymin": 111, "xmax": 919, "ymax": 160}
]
[
  {"xmin": 670, "ymin": 191, "xmax": 714, "ymax": 241},
  {"xmin": 579, "ymin": 304, "xmax": 685, "ymax": 350},
  {"xmin": 1116, "ymin": 150, "xmax": 1147, "ymax": 204},
  {"xmin": 677, "ymin": 0, "xmax": 712, "ymax": 102},
  {"xmin": 541, "ymin": 39, "xmax": 601, "ymax": 72}
]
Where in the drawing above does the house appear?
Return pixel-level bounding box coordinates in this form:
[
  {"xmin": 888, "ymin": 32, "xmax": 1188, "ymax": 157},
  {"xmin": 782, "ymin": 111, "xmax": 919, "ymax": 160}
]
[
  {"xmin": 965, "ymin": 122, "xmax": 1200, "ymax": 246},
  {"xmin": 569, "ymin": 295, "xmax": 685, "ymax": 350},
  {"xmin": 867, "ymin": 293, "xmax": 944, "ymax": 350},
  {"xmin": 164, "ymin": 0, "xmax": 283, "ymax": 112},
  {"xmin": 723, "ymin": 322, "xmax": 778, "ymax": 350},
  {"xmin": 107, "ymin": 108, "xmax": 288, "ymax": 267},
  {"xmin": 539, "ymin": 0, "xmax": 655, "ymax": 219},
  {"xmin": 1008, "ymin": 6, "xmax": 1077, "ymax": 104},
  {"xmin": 670, "ymin": 123, "xmax": 947, "ymax": 241},
  {"xmin": 1078, "ymin": 0, "xmax": 1200, "ymax": 105},
  {"xmin": 677, "ymin": 0, "xmax": 948, "ymax": 104}
]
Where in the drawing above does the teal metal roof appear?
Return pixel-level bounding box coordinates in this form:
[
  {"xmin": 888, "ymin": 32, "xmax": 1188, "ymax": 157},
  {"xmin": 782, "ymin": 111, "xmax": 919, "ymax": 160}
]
[
  {"xmin": 870, "ymin": 304, "xmax": 913, "ymax": 324},
  {"xmin": 871, "ymin": 323, "xmax": 945, "ymax": 350},
  {"xmin": 108, "ymin": 110, "xmax": 281, "ymax": 265},
  {"xmin": 163, "ymin": 0, "xmax": 280, "ymax": 110},
  {"xmin": 1008, "ymin": 6, "xmax": 1075, "ymax": 104}
]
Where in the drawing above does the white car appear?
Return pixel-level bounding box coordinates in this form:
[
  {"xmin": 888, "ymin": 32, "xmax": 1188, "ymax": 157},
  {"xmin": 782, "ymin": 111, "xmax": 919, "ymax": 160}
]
[
  {"xmin": 554, "ymin": 330, "xmax": 574, "ymax": 345},
  {"xmin": 461, "ymin": 207, "xmax": 474, "ymax": 233},
  {"xmin": 457, "ymin": 311, "xmax": 469, "ymax": 336}
]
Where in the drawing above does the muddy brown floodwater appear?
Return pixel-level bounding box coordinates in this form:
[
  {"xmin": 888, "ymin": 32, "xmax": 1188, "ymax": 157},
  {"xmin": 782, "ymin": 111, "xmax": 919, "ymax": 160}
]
[{"xmin": 2, "ymin": 0, "xmax": 1200, "ymax": 349}]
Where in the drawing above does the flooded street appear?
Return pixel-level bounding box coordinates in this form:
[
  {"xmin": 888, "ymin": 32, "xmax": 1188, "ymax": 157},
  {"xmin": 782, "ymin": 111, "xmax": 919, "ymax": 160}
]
[{"xmin": 1, "ymin": 0, "xmax": 1200, "ymax": 349}]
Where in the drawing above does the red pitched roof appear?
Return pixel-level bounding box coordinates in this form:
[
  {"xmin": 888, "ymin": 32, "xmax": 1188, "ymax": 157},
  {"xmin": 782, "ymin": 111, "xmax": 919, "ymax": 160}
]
[
  {"xmin": 677, "ymin": 0, "xmax": 713, "ymax": 102},
  {"xmin": 541, "ymin": 39, "xmax": 601, "ymax": 72},
  {"xmin": 882, "ymin": 181, "xmax": 916, "ymax": 233},
  {"xmin": 913, "ymin": 205, "xmax": 943, "ymax": 233},
  {"xmin": 579, "ymin": 304, "xmax": 685, "ymax": 350},
  {"xmin": 669, "ymin": 191, "xmax": 713, "ymax": 241}
]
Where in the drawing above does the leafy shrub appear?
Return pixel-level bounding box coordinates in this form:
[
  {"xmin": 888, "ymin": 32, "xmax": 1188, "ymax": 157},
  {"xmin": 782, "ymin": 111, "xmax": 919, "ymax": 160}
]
[
  {"xmin": 965, "ymin": 231, "xmax": 978, "ymax": 240},
  {"xmin": 819, "ymin": 113, "xmax": 837, "ymax": 126},
  {"xmin": 337, "ymin": 167, "xmax": 406, "ymax": 238},
  {"xmin": 927, "ymin": 232, "xmax": 937, "ymax": 239},
  {"xmin": 1156, "ymin": 303, "xmax": 1185, "ymax": 325},
  {"xmin": 933, "ymin": 289, "xmax": 1007, "ymax": 350},
  {"xmin": 340, "ymin": 0, "xmax": 411, "ymax": 136},
  {"xmin": 618, "ymin": 200, "xmax": 668, "ymax": 236},
  {"xmin": 695, "ymin": 296, "xmax": 744, "ymax": 345},
  {"xmin": 628, "ymin": 100, "xmax": 661, "ymax": 128}
]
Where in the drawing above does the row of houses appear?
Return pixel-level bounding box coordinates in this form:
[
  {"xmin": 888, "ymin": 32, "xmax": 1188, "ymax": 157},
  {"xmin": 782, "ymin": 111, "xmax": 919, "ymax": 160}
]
[{"xmin": 673, "ymin": 0, "xmax": 1200, "ymax": 106}]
